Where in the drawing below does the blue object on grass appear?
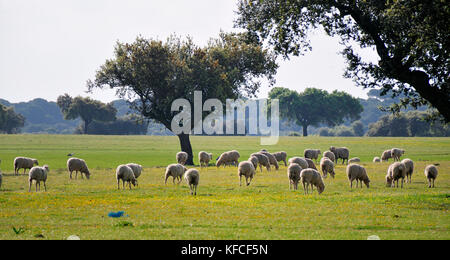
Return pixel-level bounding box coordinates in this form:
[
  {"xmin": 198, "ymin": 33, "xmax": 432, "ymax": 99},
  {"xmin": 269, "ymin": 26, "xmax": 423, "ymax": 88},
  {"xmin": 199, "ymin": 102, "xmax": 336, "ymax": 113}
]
[{"xmin": 108, "ymin": 211, "xmax": 125, "ymax": 218}]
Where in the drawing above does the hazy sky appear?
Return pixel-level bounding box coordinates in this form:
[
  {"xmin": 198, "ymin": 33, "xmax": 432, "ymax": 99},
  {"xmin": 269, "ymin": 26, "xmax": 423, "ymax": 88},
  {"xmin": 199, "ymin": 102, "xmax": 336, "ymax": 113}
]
[{"xmin": 0, "ymin": 0, "xmax": 379, "ymax": 103}]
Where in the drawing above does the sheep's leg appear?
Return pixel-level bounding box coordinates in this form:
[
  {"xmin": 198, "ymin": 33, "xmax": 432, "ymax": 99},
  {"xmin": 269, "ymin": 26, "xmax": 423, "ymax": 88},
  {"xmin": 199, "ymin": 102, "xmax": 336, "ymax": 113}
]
[
  {"xmin": 69, "ymin": 171, "xmax": 72, "ymax": 179},
  {"xmin": 129, "ymin": 181, "xmax": 132, "ymax": 190},
  {"xmin": 123, "ymin": 181, "xmax": 125, "ymax": 189},
  {"xmin": 29, "ymin": 180, "xmax": 32, "ymax": 192},
  {"xmin": 117, "ymin": 180, "xmax": 120, "ymax": 190},
  {"xmin": 194, "ymin": 185, "xmax": 197, "ymax": 196},
  {"xmin": 239, "ymin": 175, "xmax": 242, "ymax": 187},
  {"xmin": 44, "ymin": 182, "xmax": 47, "ymax": 192},
  {"xmin": 350, "ymin": 180, "xmax": 353, "ymax": 189},
  {"xmin": 246, "ymin": 176, "xmax": 249, "ymax": 186},
  {"xmin": 302, "ymin": 182, "xmax": 307, "ymax": 195},
  {"xmin": 284, "ymin": 160, "xmax": 287, "ymax": 167}
]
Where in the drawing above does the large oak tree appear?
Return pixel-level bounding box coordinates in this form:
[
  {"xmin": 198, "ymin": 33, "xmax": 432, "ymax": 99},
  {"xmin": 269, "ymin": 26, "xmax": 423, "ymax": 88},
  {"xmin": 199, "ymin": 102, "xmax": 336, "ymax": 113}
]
[{"xmin": 236, "ymin": 0, "xmax": 450, "ymax": 122}]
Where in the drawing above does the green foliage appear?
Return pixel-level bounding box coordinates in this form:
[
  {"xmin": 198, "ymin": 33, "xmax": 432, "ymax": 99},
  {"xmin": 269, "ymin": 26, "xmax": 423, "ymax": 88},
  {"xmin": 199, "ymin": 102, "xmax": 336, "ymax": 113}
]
[
  {"xmin": 77, "ymin": 115, "xmax": 149, "ymax": 135},
  {"xmin": 0, "ymin": 104, "xmax": 25, "ymax": 134},
  {"xmin": 236, "ymin": 0, "xmax": 450, "ymax": 121},
  {"xmin": 269, "ymin": 87, "xmax": 362, "ymax": 136}
]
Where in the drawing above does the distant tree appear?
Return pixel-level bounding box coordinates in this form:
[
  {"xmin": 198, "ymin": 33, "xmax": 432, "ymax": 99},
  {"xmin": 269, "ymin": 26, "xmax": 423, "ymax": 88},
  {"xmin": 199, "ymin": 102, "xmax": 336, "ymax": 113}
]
[
  {"xmin": 87, "ymin": 33, "xmax": 277, "ymax": 165},
  {"xmin": 269, "ymin": 87, "xmax": 362, "ymax": 136},
  {"xmin": 83, "ymin": 115, "xmax": 149, "ymax": 135},
  {"xmin": 57, "ymin": 94, "xmax": 117, "ymax": 134},
  {"xmin": 0, "ymin": 104, "xmax": 25, "ymax": 134},
  {"xmin": 351, "ymin": 121, "xmax": 365, "ymax": 136},
  {"xmin": 236, "ymin": 0, "xmax": 450, "ymax": 122}
]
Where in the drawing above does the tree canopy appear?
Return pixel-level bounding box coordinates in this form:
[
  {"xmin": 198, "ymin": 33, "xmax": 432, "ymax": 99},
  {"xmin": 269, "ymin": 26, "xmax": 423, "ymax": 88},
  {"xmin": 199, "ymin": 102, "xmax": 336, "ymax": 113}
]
[
  {"xmin": 87, "ymin": 33, "xmax": 278, "ymax": 165},
  {"xmin": 269, "ymin": 87, "xmax": 363, "ymax": 136},
  {"xmin": 57, "ymin": 94, "xmax": 117, "ymax": 134},
  {"xmin": 236, "ymin": 0, "xmax": 450, "ymax": 122},
  {"xmin": 0, "ymin": 103, "xmax": 25, "ymax": 134}
]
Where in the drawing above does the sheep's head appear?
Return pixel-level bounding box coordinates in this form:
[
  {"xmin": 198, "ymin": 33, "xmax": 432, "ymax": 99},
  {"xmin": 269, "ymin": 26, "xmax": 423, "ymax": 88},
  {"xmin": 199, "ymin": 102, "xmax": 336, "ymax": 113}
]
[
  {"xmin": 364, "ymin": 178, "xmax": 370, "ymax": 188},
  {"xmin": 330, "ymin": 170, "xmax": 335, "ymax": 179},
  {"xmin": 317, "ymin": 182, "xmax": 325, "ymax": 194},
  {"xmin": 329, "ymin": 147, "xmax": 336, "ymax": 152},
  {"xmin": 208, "ymin": 153, "xmax": 213, "ymax": 160},
  {"xmin": 131, "ymin": 178, "xmax": 137, "ymax": 187},
  {"xmin": 43, "ymin": 165, "xmax": 50, "ymax": 172},
  {"xmin": 386, "ymin": 175, "xmax": 393, "ymax": 187},
  {"xmin": 183, "ymin": 166, "xmax": 188, "ymax": 173},
  {"xmin": 33, "ymin": 159, "xmax": 39, "ymax": 166},
  {"xmin": 85, "ymin": 170, "xmax": 91, "ymax": 179}
]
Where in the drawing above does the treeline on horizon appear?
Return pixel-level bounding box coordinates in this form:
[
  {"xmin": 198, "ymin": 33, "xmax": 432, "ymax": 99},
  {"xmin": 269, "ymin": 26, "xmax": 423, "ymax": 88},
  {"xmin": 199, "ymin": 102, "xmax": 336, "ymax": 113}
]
[{"xmin": 0, "ymin": 89, "xmax": 448, "ymax": 137}]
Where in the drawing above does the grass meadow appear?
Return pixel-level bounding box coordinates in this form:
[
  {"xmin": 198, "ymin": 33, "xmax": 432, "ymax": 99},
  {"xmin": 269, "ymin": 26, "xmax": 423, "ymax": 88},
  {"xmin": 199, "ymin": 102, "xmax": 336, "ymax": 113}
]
[{"xmin": 0, "ymin": 135, "xmax": 449, "ymax": 240}]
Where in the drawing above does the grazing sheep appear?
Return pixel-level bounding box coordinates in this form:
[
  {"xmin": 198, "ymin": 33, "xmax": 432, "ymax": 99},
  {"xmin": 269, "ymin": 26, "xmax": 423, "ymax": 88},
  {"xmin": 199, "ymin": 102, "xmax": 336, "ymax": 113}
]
[
  {"xmin": 28, "ymin": 165, "xmax": 49, "ymax": 192},
  {"xmin": 329, "ymin": 147, "xmax": 350, "ymax": 165},
  {"xmin": 391, "ymin": 148, "xmax": 405, "ymax": 161},
  {"xmin": 323, "ymin": 151, "xmax": 336, "ymax": 163},
  {"xmin": 305, "ymin": 158, "xmax": 318, "ymax": 170},
  {"xmin": 250, "ymin": 153, "xmax": 271, "ymax": 172},
  {"xmin": 14, "ymin": 157, "xmax": 39, "ymax": 175},
  {"xmin": 248, "ymin": 156, "xmax": 259, "ymax": 170},
  {"xmin": 259, "ymin": 151, "xmax": 279, "ymax": 170},
  {"xmin": 67, "ymin": 158, "xmax": 90, "ymax": 180},
  {"xmin": 346, "ymin": 164, "xmax": 370, "ymax": 188},
  {"xmin": 272, "ymin": 151, "xmax": 288, "ymax": 166},
  {"xmin": 304, "ymin": 149, "xmax": 321, "ymax": 162},
  {"xmin": 386, "ymin": 162, "xmax": 407, "ymax": 188},
  {"xmin": 373, "ymin": 157, "xmax": 381, "ymax": 163},
  {"xmin": 126, "ymin": 163, "xmax": 143, "ymax": 183},
  {"xmin": 238, "ymin": 161, "xmax": 256, "ymax": 186},
  {"xmin": 287, "ymin": 163, "xmax": 302, "ymax": 190},
  {"xmin": 320, "ymin": 157, "xmax": 335, "ymax": 179},
  {"xmin": 348, "ymin": 157, "xmax": 361, "ymax": 164},
  {"xmin": 424, "ymin": 165, "xmax": 438, "ymax": 188},
  {"xmin": 199, "ymin": 151, "xmax": 213, "ymax": 168},
  {"xmin": 216, "ymin": 152, "xmax": 236, "ymax": 168},
  {"xmin": 228, "ymin": 150, "xmax": 241, "ymax": 166},
  {"xmin": 176, "ymin": 152, "xmax": 189, "ymax": 165},
  {"xmin": 401, "ymin": 159, "xmax": 414, "ymax": 184},
  {"xmin": 381, "ymin": 150, "xmax": 392, "ymax": 162},
  {"xmin": 300, "ymin": 169, "xmax": 325, "ymax": 195},
  {"xmin": 185, "ymin": 169, "xmax": 200, "ymax": 195},
  {"xmin": 165, "ymin": 164, "xmax": 187, "ymax": 185},
  {"xmin": 116, "ymin": 164, "xmax": 137, "ymax": 190},
  {"xmin": 288, "ymin": 157, "xmax": 308, "ymax": 170}
]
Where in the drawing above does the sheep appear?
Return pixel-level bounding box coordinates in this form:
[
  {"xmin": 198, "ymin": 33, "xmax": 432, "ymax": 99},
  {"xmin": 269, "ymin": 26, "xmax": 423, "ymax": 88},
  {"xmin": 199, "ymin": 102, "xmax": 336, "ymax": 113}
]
[
  {"xmin": 164, "ymin": 164, "xmax": 187, "ymax": 185},
  {"xmin": 323, "ymin": 151, "xmax": 336, "ymax": 163},
  {"xmin": 216, "ymin": 152, "xmax": 234, "ymax": 168},
  {"xmin": 346, "ymin": 164, "xmax": 370, "ymax": 189},
  {"xmin": 248, "ymin": 156, "xmax": 259, "ymax": 170},
  {"xmin": 304, "ymin": 149, "xmax": 321, "ymax": 162},
  {"xmin": 348, "ymin": 157, "xmax": 361, "ymax": 164},
  {"xmin": 238, "ymin": 161, "xmax": 256, "ymax": 186},
  {"xmin": 381, "ymin": 150, "xmax": 392, "ymax": 162},
  {"xmin": 401, "ymin": 159, "xmax": 414, "ymax": 184},
  {"xmin": 228, "ymin": 150, "xmax": 241, "ymax": 166},
  {"xmin": 373, "ymin": 157, "xmax": 381, "ymax": 163},
  {"xmin": 28, "ymin": 165, "xmax": 49, "ymax": 192},
  {"xmin": 184, "ymin": 169, "xmax": 200, "ymax": 195},
  {"xmin": 320, "ymin": 157, "xmax": 335, "ymax": 179},
  {"xmin": 272, "ymin": 151, "xmax": 288, "ymax": 166},
  {"xmin": 14, "ymin": 157, "xmax": 39, "ymax": 175},
  {"xmin": 67, "ymin": 158, "xmax": 90, "ymax": 180},
  {"xmin": 199, "ymin": 151, "xmax": 213, "ymax": 168},
  {"xmin": 287, "ymin": 163, "xmax": 302, "ymax": 190},
  {"xmin": 250, "ymin": 153, "xmax": 271, "ymax": 172},
  {"xmin": 386, "ymin": 162, "xmax": 407, "ymax": 188},
  {"xmin": 126, "ymin": 163, "xmax": 143, "ymax": 185},
  {"xmin": 424, "ymin": 165, "xmax": 438, "ymax": 188},
  {"xmin": 259, "ymin": 151, "xmax": 279, "ymax": 170},
  {"xmin": 116, "ymin": 164, "xmax": 137, "ymax": 190},
  {"xmin": 329, "ymin": 146, "xmax": 350, "ymax": 165},
  {"xmin": 300, "ymin": 169, "xmax": 325, "ymax": 195},
  {"xmin": 288, "ymin": 157, "xmax": 308, "ymax": 170},
  {"xmin": 305, "ymin": 158, "xmax": 318, "ymax": 170},
  {"xmin": 391, "ymin": 148, "xmax": 405, "ymax": 161},
  {"xmin": 176, "ymin": 152, "xmax": 189, "ymax": 165}
]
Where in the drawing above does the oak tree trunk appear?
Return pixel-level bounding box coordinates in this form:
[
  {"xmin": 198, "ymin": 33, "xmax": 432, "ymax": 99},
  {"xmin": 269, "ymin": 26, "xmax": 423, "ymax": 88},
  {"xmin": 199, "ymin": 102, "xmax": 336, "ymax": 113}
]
[{"xmin": 178, "ymin": 133, "xmax": 194, "ymax": 165}]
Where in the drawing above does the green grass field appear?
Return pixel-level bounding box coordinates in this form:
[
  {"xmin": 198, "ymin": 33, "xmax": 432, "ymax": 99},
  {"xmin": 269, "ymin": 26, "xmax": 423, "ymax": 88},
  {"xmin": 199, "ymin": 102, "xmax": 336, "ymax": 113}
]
[{"xmin": 0, "ymin": 135, "xmax": 449, "ymax": 240}]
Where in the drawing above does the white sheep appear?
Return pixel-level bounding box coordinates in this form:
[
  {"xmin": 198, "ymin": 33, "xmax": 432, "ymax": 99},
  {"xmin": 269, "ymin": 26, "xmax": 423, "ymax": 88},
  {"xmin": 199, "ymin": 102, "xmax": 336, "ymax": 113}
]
[
  {"xmin": 248, "ymin": 156, "xmax": 259, "ymax": 170},
  {"xmin": 401, "ymin": 159, "xmax": 414, "ymax": 184},
  {"xmin": 165, "ymin": 164, "xmax": 187, "ymax": 185},
  {"xmin": 14, "ymin": 157, "xmax": 39, "ymax": 175},
  {"xmin": 67, "ymin": 158, "xmax": 90, "ymax": 180},
  {"xmin": 216, "ymin": 152, "xmax": 232, "ymax": 168},
  {"xmin": 424, "ymin": 165, "xmax": 438, "ymax": 188},
  {"xmin": 176, "ymin": 152, "xmax": 189, "ymax": 165},
  {"xmin": 228, "ymin": 150, "xmax": 241, "ymax": 166},
  {"xmin": 304, "ymin": 149, "xmax": 321, "ymax": 162},
  {"xmin": 238, "ymin": 161, "xmax": 256, "ymax": 186},
  {"xmin": 116, "ymin": 164, "xmax": 137, "ymax": 190},
  {"xmin": 373, "ymin": 157, "xmax": 381, "ymax": 163},
  {"xmin": 198, "ymin": 151, "xmax": 213, "ymax": 168},
  {"xmin": 323, "ymin": 151, "xmax": 336, "ymax": 163},
  {"xmin": 250, "ymin": 153, "xmax": 271, "ymax": 172},
  {"xmin": 185, "ymin": 169, "xmax": 200, "ymax": 195},
  {"xmin": 348, "ymin": 157, "xmax": 361, "ymax": 164},
  {"xmin": 386, "ymin": 162, "xmax": 407, "ymax": 188},
  {"xmin": 259, "ymin": 151, "xmax": 279, "ymax": 170},
  {"xmin": 330, "ymin": 146, "xmax": 350, "ymax": 165},
  {"xmin": 287, "ymin": 163, "xmax": 302, "ymax": 190},
  {"xmin": 127, "ymin": 163, "xmax": 143, "ymax": 181},
  {"xmin": 346, "ymin": 164, "xmax": 370, "ymax": 188},
  {"xmin": 288, "ymin": 157, "xmax": 308, "ymax": 170},
  {"xmin": 320, "ymin": 157, "xmax": 335, "ymax": 179},
  {"xmin": 28, "ymin": 165, "xmax": 49, "ymax": 192},
  {"xmin": 272, "ymin": 151, "xmax": 288, "ymax": 166},
  {"xmin": 300, "ymin": 169, "xmax": 325, "ymax": 195},
  {"xmin": 391, "ymin": 148, "xmax": 405, "ymax": 161},
  {"xmin": 381, "ymin": 150, "xmax": 392, "ymax": 162}
]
